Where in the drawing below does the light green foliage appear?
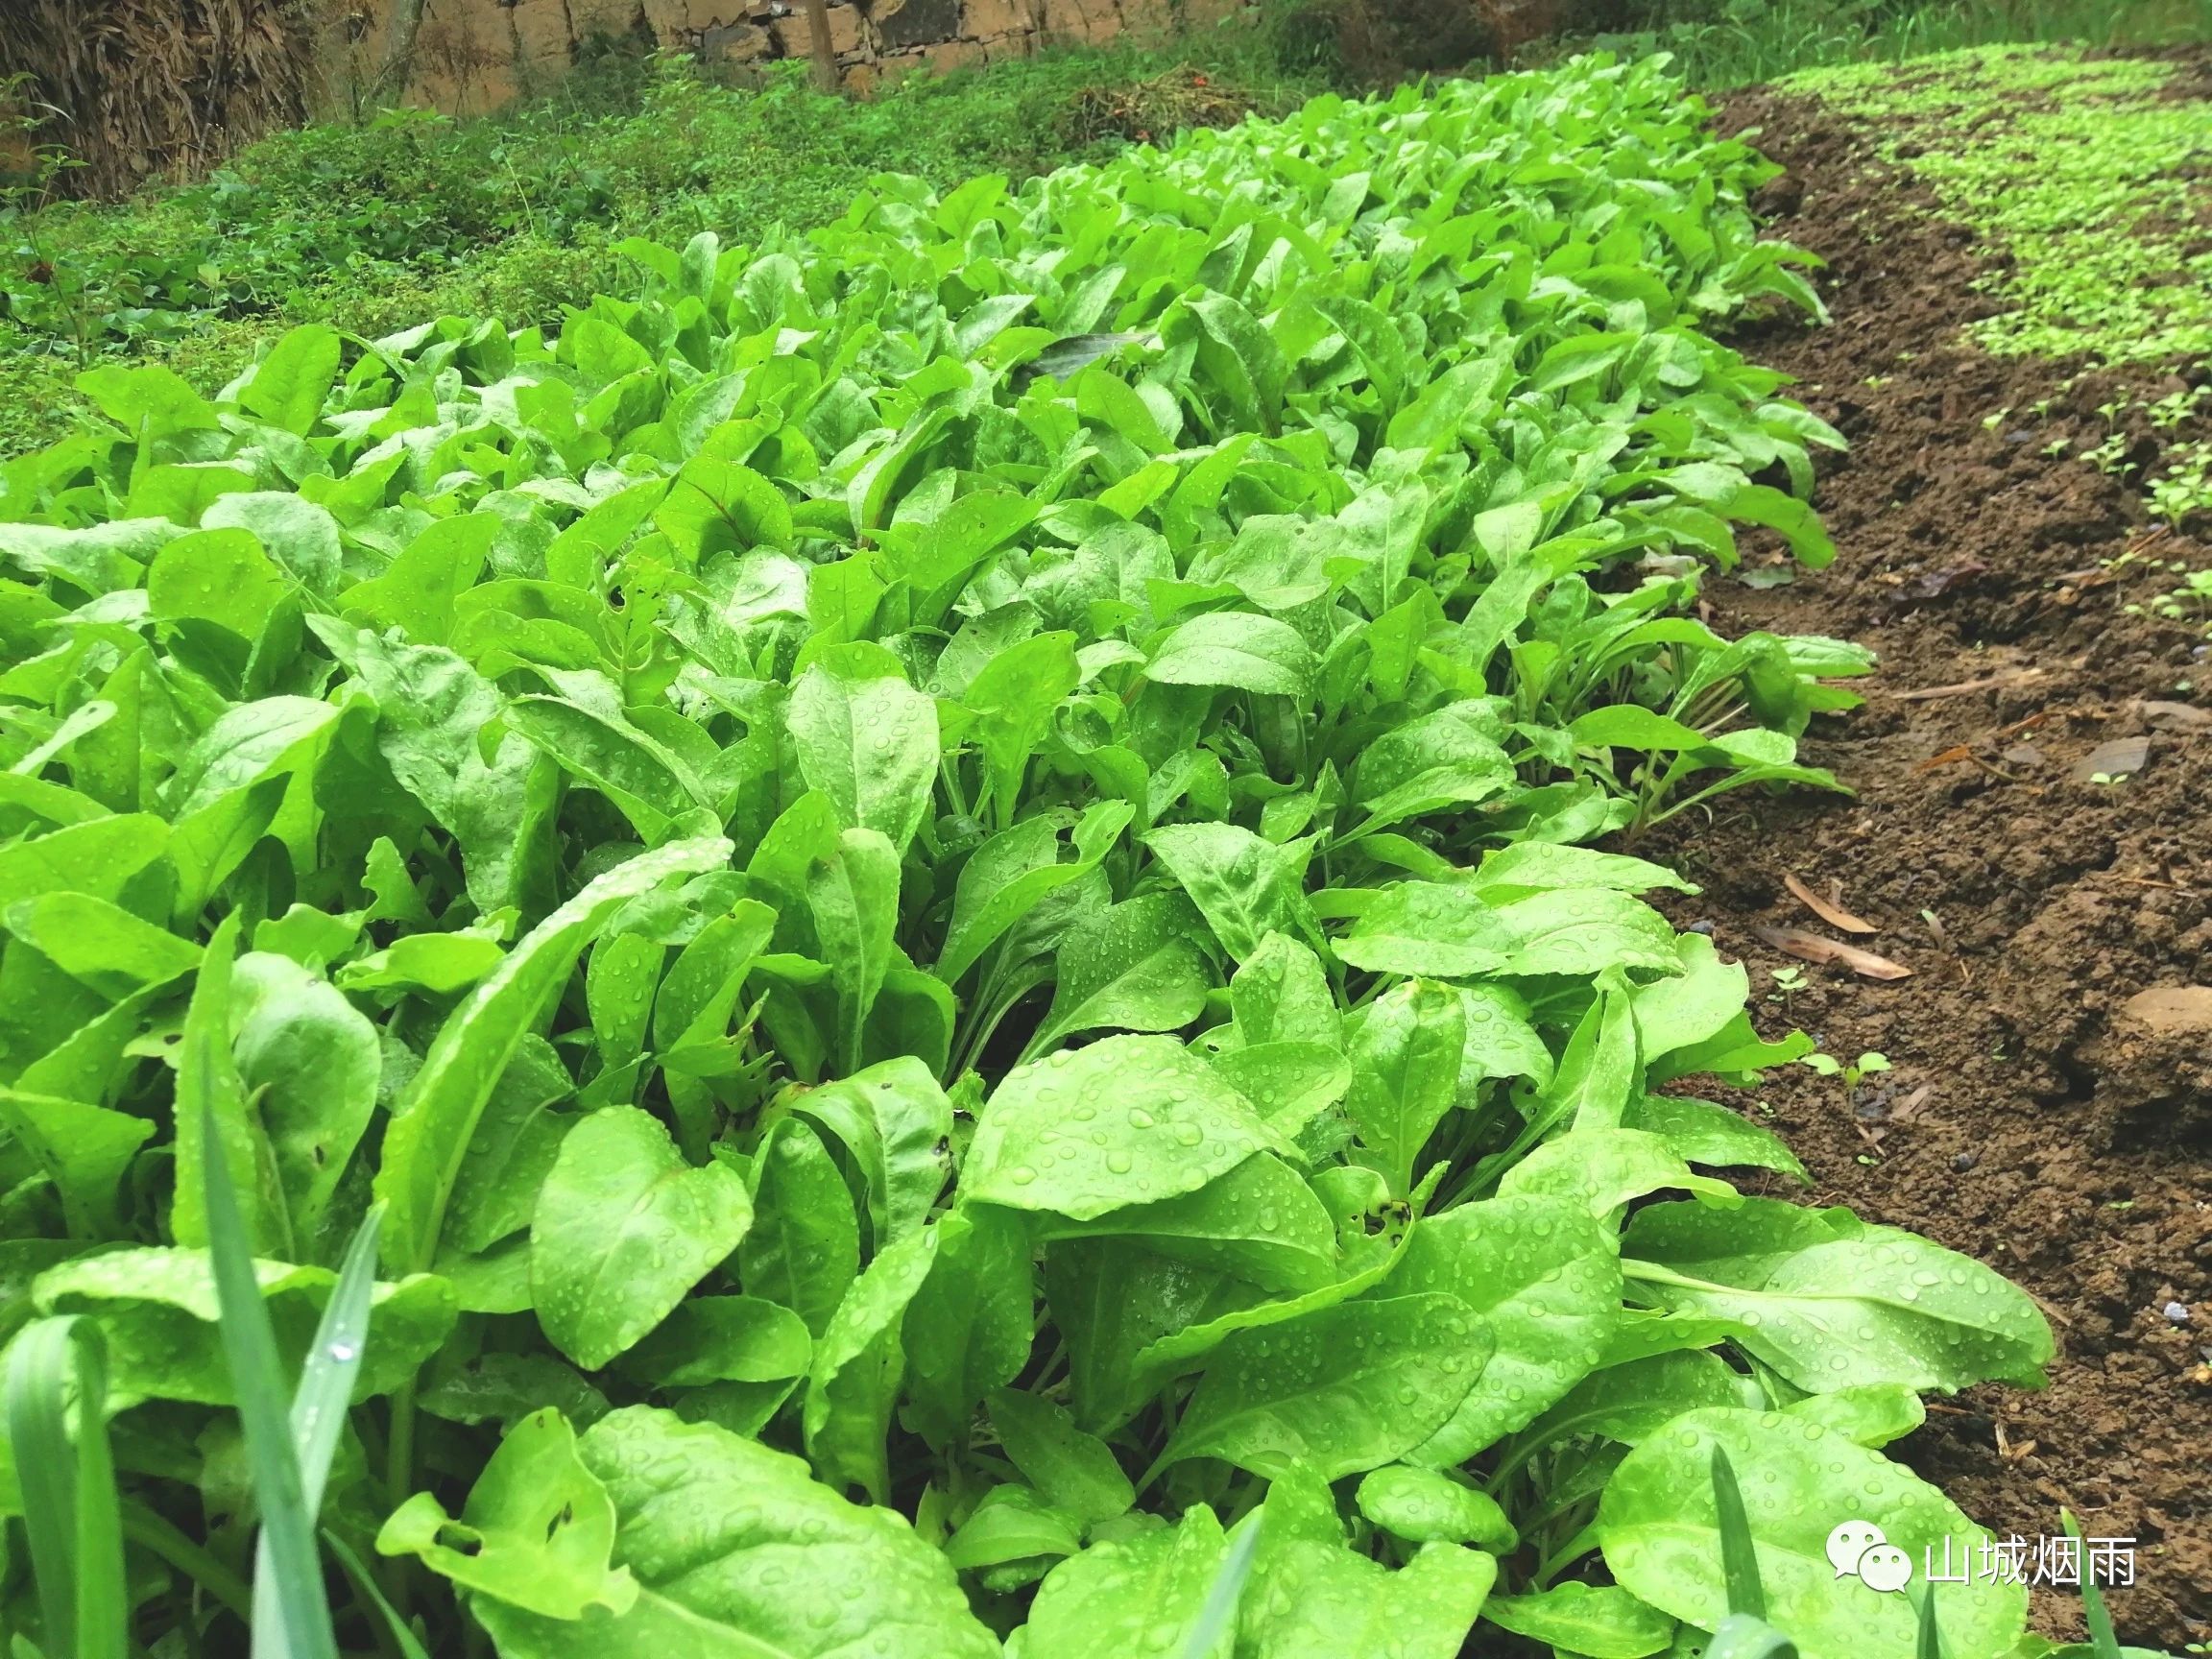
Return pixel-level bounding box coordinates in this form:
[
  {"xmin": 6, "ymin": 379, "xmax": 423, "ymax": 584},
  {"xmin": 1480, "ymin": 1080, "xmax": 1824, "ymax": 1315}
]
[
  {"xmin": 1561, "ymin": 0, "xmax": 2207, "ymax": 91},
  {"xmin": 0, "ymin": 49, "xmax": 2055, "ymax": 1659},
  {"xmin": 0, "ymin": 45, "xmax": 1325, "ymax": 458},
  {"xmin": 1787, "ymin": 47, "xmax": 2212, "ymax": 366}
]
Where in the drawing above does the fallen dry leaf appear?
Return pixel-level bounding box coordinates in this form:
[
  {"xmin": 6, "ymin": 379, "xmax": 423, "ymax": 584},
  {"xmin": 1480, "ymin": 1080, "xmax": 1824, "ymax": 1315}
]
[
  {"xmin": 1750, "ymin": 925, "xmax": 1913, "ymax": 981},
  {"xmin": 1784, "ymin": 873, "xmax": 1878, "ymax": 934},
  {"xmin": 1888, "ymin": 1085, "xmax": 1934, "ymax": 1124}
]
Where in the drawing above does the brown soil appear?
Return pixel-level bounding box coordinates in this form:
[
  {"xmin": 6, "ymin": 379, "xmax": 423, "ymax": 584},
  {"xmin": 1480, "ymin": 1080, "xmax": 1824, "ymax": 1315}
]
[{"xmin": 1660, "ymin": 76, "xmax": 2212, "ymax": 1650}]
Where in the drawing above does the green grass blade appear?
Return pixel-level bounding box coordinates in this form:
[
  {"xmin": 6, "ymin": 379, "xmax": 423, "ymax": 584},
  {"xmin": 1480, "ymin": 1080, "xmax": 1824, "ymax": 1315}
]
[
  {"xmin": 324, "ymin": 1528, "xmax": 433, "ymax": 1659},
  {"xmin": 5, "ymin": 1315, "xmax": 128, "ymax": 1659},
  {"xmin": 200, "ymin": 1093, "xmax": 339, "ymax": 1659},
  {"xmin": 2061, "ymin": 1509, "xmax": 2124, "ymax": 1659},
  {"xmin": 1711, "ymin": 1445, "xmax": 1767, "ymax": 1621},
  {"xmin": 252, "ymin": 1204, "xmax": 383, "ymax": 1651},
  {"xmin": 294, "ymin": 1203, "xmax": 381, "ymax": 1512},
  {"xmin": 1181, "ymin": 1520, "xmax": 1262, "ymax": 1659},
  {"xmin": 1917, "ymin": 1582, "xmax": 1943, "ymax": 1659}
]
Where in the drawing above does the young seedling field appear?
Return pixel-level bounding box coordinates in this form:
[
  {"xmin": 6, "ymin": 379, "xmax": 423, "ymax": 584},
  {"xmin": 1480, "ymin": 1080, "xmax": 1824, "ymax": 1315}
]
[{"xmin": 7, "ymin": 40, "xmax": 2199, "ymax": 1659}]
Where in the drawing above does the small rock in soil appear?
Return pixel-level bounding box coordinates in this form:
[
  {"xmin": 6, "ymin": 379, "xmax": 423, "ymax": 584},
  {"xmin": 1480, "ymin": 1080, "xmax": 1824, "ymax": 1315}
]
[
  {"xmin": 2072, "ymin": 735, "xmax": 2152, "ymax": 781},
  {"xmin": 2137, "ymin": 700, "xmax": 2211, "ymax": 733},
  {"xmin": 2121, "ymin": 986, "xmax": 2212, "ymax": 1035}
]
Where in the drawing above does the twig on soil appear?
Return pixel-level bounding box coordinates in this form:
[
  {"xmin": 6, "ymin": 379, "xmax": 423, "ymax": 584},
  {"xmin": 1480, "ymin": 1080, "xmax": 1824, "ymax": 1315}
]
[
  {"xmin": 1914, "ymin": 743, "xmax": 2024, "ymax": 784},
  {"xmin": 2091, "ymin": 874, "xmax": 2200, "ymax": 896},
  {"xmin": 1880, "ymin": 668, "xmax": 2047, "ymax": 702}
]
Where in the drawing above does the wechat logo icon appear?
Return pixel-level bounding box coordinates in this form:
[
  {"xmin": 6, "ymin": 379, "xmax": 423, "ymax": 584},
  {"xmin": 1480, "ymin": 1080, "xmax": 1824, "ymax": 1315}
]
[{"xmin": 1827, "ymin": 1521, "xmax": 1914, "ymax": 1594}]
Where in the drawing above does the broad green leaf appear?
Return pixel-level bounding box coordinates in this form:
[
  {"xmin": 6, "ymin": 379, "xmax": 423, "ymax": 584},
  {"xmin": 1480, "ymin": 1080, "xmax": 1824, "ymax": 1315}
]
[
  {"xmin": 530, "ymin": 1106, "xmax": 753, "ymax": 1370},
  {"xmin": 942, "ymin": 1483, "xmax": 1082, "ymax": 1575},
  {"xmin": 1239, "ymin": 1523, "xmax": 1496, "ymax": 1659},
  {"xmin": 2, "ymin": 892, "xmax": 199, "ymax": 995},
  {"xmin": 1381, "ymin": 1193, "xmax": 1622, "ymax": 1466},
  {"xmin": 344, "ymin": 631, "xmax": 542, "ymax": 912},
  {"xmin": 1027, "ymin": 892, "xmax": 1214, "ymax": 1057},
  {"xmin": 1015, "ymin": 1505, "xmax": 1229, "ymax": 1659},
  {"xmin": 146, "ymin": 527, "xmax": 289, "ymax": 639},
  {"xmin": 786, "ymin": 658, "xmax": 939, "ymax": 854},
  {"xmin": 377, "ymin": 837, "xmax": 732, "ymax": 1275},
  {"xmin": 230, "ymin": 950, "xmax": 381, "ymax": 1248},
  {"xmin": 0, "ymin": 1091, "xmax": 151, "ymax": 1239},
  {"xmin": 1356, "ymin": 1466, "xmax": 1517, "ymax": 1551},
  {"xmin": 1510, "ymin": 1350, "xmax": 1753, "ymax": 1461},
  {"xmin": 1336, "ymin": 881, "xmax": 1682, "ymax": 980},
  {"xmin": 419, "ymin": 1353, "xmax": 611, "ymax": 1430},
  {"xmin": 1631, "ymin": 933, "xmax": 1752, "ymax": 1060},
  {"xmin": 506, "ymin": 696, "xmax": 711, "ymax": 842},
  {"xmin": 901, "ymin": 1206, "xmax": 1033, "ymax": 1450},
  {"xmin": 170, "ymin": 915, "xmax": 283, "ymax": 1255},
  {"xmin": 968, "ymin": 1035, "xmax": 1283, "ymax": 1219},
  {"xmin": 1345, "ymin": 978, "xmax": 1463, "ymax": 1194},
  {"xmin": 1144, "ymin": 823, "xmax": 1315, "ymax": 963},
  {"xmin": 1784, "ymin": 1383, "xmax": 1926, "ymax": 1448},
  {"xmin": 614, "ymin": 1295, "xmax": 811, "ymax": 1388},
  {"xmin": 1623, "ymin": 1094, "xmax": 1810, "ymax": 1184},
  {"xmin": 740, "ymin": 1117, "xmax": 859, "ymax": 1338},
  {"xmin": 1045, "ymin": 1238, "xmax": 1233, "ymax": 1434},
  {"xmin": 961, "ymin": 630, "xmax": 1080, "ymax": 823},
  {"xmin": 376, "ymin": 1408, "xmax": 636, "ymax": 1620},
  {"xmin": 77, "ymin": 362, "xmax": 217, "ymax": 438},
  {"xmin": 1037, "ymin": 1152, "xmax": 1336, "ymax": 1294},
  {"xmin": 1153, "ymin": 1292, "xmax": 1491, "ymax": 1481},
  {"xmin": 1598, "ymin": 1407, "xmax": 2028, "ymax": 1659},
  {"xmin": 1144, "ymin": 611, "xmax": 1316, "ymax": 698},
  {"xmin": 238, "ymin": 325, "xmax": 343, "ymax": 437},
  {"xmin": 1623, "ymin": 1198, "xmax": 2055, "ymax": 1394},
  {"xmin": 784, "ymin": 1055, "xmax": 951, "ymax": 1251},
  {"xmin": 936, "ymin": 801, "xmax": 1130, "ymax": 985},
  {"xmin": 1500, "ymin": 1127, "xmax": 1742, "ymax": 1217},
  {"xmin": 804, "ymin": 1226, "xmax": 938, "ymax": 1504},
  {"xmin": 0, "ymin": 815, "xmax": 168, "ymax": 905},
  {"xmin": 1227, "ymin": 931, "xmax": 1340, "ymax": 1049},
  {"xmin": 1482, "ymin": 1583, "xmax": 1676, "ymax": 1657},
  {"xmin": 340, "ymin": 515, "xmax": 494, "ymax": 646},
  {"xmin": 656, "ymin": 457, "xmax": 793, "ymax": 559},
  {"xmin": 988, "ymin": 1387, "xmax": 1135, "ymax": 1527},
  {"xmin": 32, "ymin": 1246, "xmax": 455, "ymax": 1405}
]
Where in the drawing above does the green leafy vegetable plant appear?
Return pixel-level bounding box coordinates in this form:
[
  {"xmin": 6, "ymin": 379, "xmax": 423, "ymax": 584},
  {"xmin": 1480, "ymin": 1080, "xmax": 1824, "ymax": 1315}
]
[{"xmin": 0, "ymin": 48, "xmax": 2055, "ymax": 1659}]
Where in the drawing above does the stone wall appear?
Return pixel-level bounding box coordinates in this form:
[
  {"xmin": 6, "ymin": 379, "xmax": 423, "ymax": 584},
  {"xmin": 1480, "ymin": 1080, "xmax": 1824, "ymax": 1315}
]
[{"xmin": 319, "ymin": 0, "xmax": 1246, "ymax": 118}]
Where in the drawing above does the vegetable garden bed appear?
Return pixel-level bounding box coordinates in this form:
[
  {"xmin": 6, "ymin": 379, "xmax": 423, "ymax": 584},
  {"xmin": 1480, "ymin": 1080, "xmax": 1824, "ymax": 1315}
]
[
  {"xmin": 1673, "ymin": 48, "xmax": 2212, "ymax": 1652},
  {"xmin": 1, "ymin": 40, "xmax": 2183, "ymax": 1659}
]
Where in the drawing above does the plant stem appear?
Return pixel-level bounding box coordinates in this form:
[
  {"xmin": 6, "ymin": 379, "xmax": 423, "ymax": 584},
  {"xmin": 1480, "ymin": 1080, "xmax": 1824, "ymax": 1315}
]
[{"xmin": 121, "ymin": 1503, "xmax": 252, "ymax": 1622}]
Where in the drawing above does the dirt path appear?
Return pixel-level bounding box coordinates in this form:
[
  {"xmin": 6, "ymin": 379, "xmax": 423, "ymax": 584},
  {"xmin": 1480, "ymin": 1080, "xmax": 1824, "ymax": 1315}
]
[{"xmin": 1668, "ymin": 73, "xmax": 2212, "ymax": 1650}]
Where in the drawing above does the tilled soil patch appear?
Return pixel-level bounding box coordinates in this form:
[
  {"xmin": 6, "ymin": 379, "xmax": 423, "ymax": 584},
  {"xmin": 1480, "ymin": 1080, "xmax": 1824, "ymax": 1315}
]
[{"xmin": 1657, "ymin": 71, "xmax": 2212, "ymax": 1649}]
